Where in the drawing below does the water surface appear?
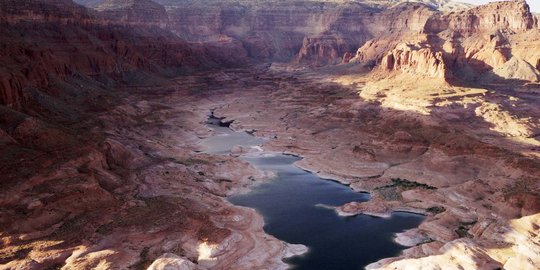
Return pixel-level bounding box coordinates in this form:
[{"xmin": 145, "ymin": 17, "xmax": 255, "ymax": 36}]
[{"xmin": 200, "ymin": 117, "xmax": 424, "ymax": 270}]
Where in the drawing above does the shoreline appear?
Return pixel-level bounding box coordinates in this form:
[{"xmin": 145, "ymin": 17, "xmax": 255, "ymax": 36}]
[
  {"xmin": 203, "ymin": 67, "xmax": 540, "ymax": 270},
  {"xmin": 203, "ymin": 111, "xmax": 427, "ymax": 268},
  {"xmin": 196, "ymin": 109, "xmax": 313, "ymax": 269},
  {"xmin": 4, "ymin": 65, "xmax": 538, "ymax": 270}
]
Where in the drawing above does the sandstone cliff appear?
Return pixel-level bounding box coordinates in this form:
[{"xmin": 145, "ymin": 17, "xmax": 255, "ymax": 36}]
[
  {"xmin": 354, "ymin": 0, "xmax": 540, "ymax": 84},
  {"xmin": 380, "ymin": 43, "xmax": 448, "ymax": 79},
  {"xmin": 72, "ymin": 0, "xmax": 470, "ymax": 65},
  {"xmin": 0, "ymin": 0, "xmax": 238, "ymax": 110},
  {"xmin": 95, "ymin": 0, "xmax": 169, "ymax": 27},
  {"xmin": 164, "ymin": 1, "xmax": 377, "ymax": 63},
  {"xmin": 425, "ymin": 0, "xmax": 536, "ymax": 35},
  {"xmin": 69, "ymin": 0, "xmax": 539, "ymax": 73},
  {"xmin": 352, "ymin": 3, "xmax": 436, "ymax": 66},
  {"xmin": 1, "ymin": 1, "xmax": 539, "ymax": 270}
]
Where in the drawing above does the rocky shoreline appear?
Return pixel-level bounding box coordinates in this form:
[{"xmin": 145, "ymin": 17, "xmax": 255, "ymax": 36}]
[
  {"xmin": 1, "ymin": 67, "xmax": 304, "ymax": 269},
  {"xmin": 1, "ymin": 0, "xmax": 539, "ymax": 269},
  {"xmin": 203, "ymin": 66, "xmax": 540, "ymax": 269},
  {"xmin": 1, "ymin": 59, "xmax": 539, "ymax": 269},
  {"xmin": 2, "ymin": 61, "xmax": 539, "ymax": 269}
]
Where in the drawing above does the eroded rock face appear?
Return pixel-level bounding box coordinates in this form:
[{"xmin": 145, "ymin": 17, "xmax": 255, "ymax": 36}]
[
  {"xmin": 96, "ymin": 0, "xmax": 169, "ymax": 26},
  {"xmin": 380, "ymin": 43, "xmax": 448, "ymax": 79},
  {"xmin": 1, "ymin": 1, "xmax": 539, "ymax": 270},
  {"xmin": 164, "ymin": 2, "xmax": 375, "ymax": 63},
  {"xmin": 352, "ymin": 3, "xmax": 437, "ymax": 66},
  {"xmin": 425, "ymin": 0, "xmax": 536, "ymax": 35},
  {"xmin": 0, "ymin": 0, "xmax": 234, "ymax": 110},
  {"xmin": 66, "ymin": 0, "xmax": 539, "ymax": 77},
  {"xmin": 72, "ymin": 0, "xmax": 469, "ymax": 65},
  {"xmin": 355, "ymin": 0, "xmax": 540, "ymax": 84},
  {"xmin": 147, "ymin": 253, "xmax": 200, "ymax": 270},
  {"xmin": 487, "ymin": 57, "xmax": 540, "ymax": 82},
  {"xmin": 296, "ymin": 34, "xmax": 355, "ymax": 66},
  {"xmin": 0, "ymin": 0, "xmax": 91, "ymax": 23}
]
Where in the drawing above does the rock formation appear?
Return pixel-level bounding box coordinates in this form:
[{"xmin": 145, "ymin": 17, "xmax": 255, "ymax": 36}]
[
  {"xmin": 351, "ymin": 3, "xmax": 438, "ymax": 66},
  {"xmin": 1, "ymin": 0, "xmax": 539, "ymax": 270},
  {"xmin": 425, "ymin": 0, "xmax": 536, "ymax": 34},
  {"xmin": 0, "ymin": 0, "xmax": 240, "ymax": 110},
  {"xmin": 96, "ymin": 0, "xmax": 169, "ymax": 26},
  {"xmin": 70, "ymin": 0, "xmax": 469, "ymax": 65},
  {"xmin": 355, "ymin": 0, "xmax": 540, "ymax": 83},
  {"xmin": 380, "ymin": 43, "xmax": 448, "ymax": 79},
  {"xmin": 487, "ymin": 57, "xmax": 540, "ymax": 82}
]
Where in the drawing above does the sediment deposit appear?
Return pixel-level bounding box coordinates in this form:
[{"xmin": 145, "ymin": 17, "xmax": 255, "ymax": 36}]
[{"xmin": 1, "ymin": 0, "xmax": 539, "ymax": 269}]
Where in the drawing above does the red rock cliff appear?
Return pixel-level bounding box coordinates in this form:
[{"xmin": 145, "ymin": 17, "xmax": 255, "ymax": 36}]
[
  {"xmin": 0, "ymin": 0, "xmax": 228, "ymax": 110},
  {"xmin": 424, "ymin": 0, "xmax": 536, "ymax": 35},
  {"xmin": 381, "ymin": 43, "xmax": 449, "ymax": 79},
  {"xmin": 354, "ymin": 0, "xmax": 540, "ymax": 83}
]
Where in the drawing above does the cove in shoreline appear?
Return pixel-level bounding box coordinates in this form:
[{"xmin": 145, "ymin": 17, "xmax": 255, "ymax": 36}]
[{"xmin": 200, "ymin": 116, "xmax": 425, "ymax": 270}]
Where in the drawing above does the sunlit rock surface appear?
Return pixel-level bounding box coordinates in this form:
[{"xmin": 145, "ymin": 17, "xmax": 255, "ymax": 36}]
[{"xmin": 0, "ymin": 0, "xmax": 539, "ymax": 269}]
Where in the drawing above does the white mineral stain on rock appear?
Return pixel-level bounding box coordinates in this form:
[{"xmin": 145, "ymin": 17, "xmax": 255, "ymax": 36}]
[{"xmin": 197, "ymin": 241, "xmax": 218, "ymax": 262}]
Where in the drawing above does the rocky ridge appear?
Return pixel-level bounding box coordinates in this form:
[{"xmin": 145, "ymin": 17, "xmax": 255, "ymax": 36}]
[
  {"xmin": 95, "ymin": 0, "xmax": 169, "ymax": 26},
  {"xmin": 356, "ymin": 0, "xmax": 540, "ymax": 83},
  {"xmin": 0, "ymin": 0, "xmax": 539, "ymax": 270},
  {"xmin": 72, "ymin": 0, "xmax": 469, "ymax": 65},
  {"xmin": 69, "ymin": 0, "xmax": 540, "ymax": 78},
  {"xmin": 0, "ymin": 0, "xmax": 248, "ymax": 111}
]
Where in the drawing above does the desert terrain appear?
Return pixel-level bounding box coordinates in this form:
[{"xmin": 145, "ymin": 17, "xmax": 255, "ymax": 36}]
[{"xmin": 0, "ymin": 0, "xmax": 539, "ymax": 269}]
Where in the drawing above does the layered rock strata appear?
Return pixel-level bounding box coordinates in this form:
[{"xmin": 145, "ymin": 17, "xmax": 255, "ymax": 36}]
[
  {"xmin": 355, "ymin": 0, "xmax": 540, "ymax": 83},
  {"xmin": 1, "ymin": 0, "xmax": 539, "ymax": 269}
]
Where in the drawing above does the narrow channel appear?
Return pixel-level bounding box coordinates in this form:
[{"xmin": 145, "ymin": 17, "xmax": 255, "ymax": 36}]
[{"xmin": 200, "ymin": 116, "xmax": 424, "ymax": 270}]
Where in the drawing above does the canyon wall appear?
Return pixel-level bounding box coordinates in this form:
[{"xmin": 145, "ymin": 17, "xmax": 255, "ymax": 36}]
[
  {"xmin": 380, "ymin": 43, "xmax": 448, "ymax": 78},
  {"xmin": 162, "ymin": 1, "xmax": 379, "ymax": 64},
  {"xmin": 64, "ymin": 0, "xmax": 540, "ymax": 82},
  {"xmin": 424, "ymin": 0, "xmax": 536, "ymax": 35},
  {"xmin": 0, "ymin": 0, "xmax": 247, "ymax": 111},
  {"xmin": 70, "ymin": 0, "xmax": 469, "ymax": 66},
  {"xmin": 95, "ymin": 0, "xmax": 169, "ymax": 26},
  {"xmin": 357, "ymin": 0, "xmax": 540, "ymax": 82},
  {"xmin": 1, "ymin": 1, "xmax": 539, "ymax": 270}
]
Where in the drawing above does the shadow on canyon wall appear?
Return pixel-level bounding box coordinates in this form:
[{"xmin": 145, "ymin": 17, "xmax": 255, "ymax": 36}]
[
  {"xmin": 1, "ymin": 0, "xmax": 539, "ymax": 269},
  {"xmin": 1, "ymin": 62, "xmax": 539, "ymax": 268}
]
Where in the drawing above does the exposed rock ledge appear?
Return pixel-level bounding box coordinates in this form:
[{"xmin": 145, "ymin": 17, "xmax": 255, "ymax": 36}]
[{"xmin": 380, "ymin": 43, "xmax": 449, "ymax": 79}]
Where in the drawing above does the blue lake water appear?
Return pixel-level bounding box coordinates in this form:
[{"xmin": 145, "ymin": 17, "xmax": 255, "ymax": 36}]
[{"xmin": 200, "ymin": 117, "xmax": 424, "ymax": 270}]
